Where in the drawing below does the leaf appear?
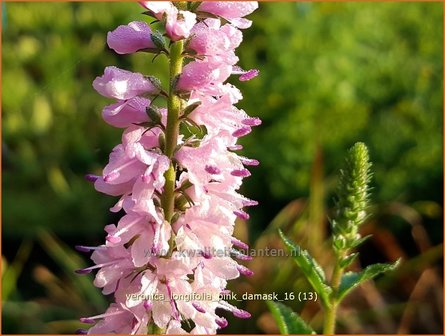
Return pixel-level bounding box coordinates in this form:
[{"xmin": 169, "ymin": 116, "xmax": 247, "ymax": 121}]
[
  {"xmin": 180, "ymin": 118, "xmax": 207, "ymax": 140},
  {"xmin": 339, "ymin": 252, "xmax": 358, "ymax": 269},
  {"xmin": 37, "ymin": 230, "xmax": 107, "ymax": 311},
  {"xmin": 188, "ymin": 1, "xmax": 202, "ymax": 11},
  {"xmin": 146, "ymin": 106, "xmax": 161, "ymax": 125},
  {"xmin": 2, "ymin": 240, "xmax": 33, "ymax": 301},
  {"xmin": 278, "ymin": 229, "xmax": 332, "ymax": 308},
  {"xmin": 338, "ymin": 259, "xmax": 401, "ymax": 302},
  {"xmin": 267, "ymin": 301, "xmax": 315, "ymax": 335},
  {"xmin": 150, "ymin": 30, "xmax": 166, "ymax": 51},
  {"xmin": 182, "ymin": 101, "xmax": 201, "ymax": 117}
]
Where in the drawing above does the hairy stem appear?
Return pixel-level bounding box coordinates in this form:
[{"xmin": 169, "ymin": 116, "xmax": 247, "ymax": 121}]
[
  {"xmin": 323, "ymin": 252, "xmax": 346, "ymax": 335},
  {"xmin": 162, "ymin": 40, "xmax": 184, "ymax": 223}
]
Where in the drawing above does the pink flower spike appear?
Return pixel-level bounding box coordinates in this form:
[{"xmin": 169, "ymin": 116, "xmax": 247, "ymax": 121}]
[
  {"xmin": 75, "ymin": 329, "xmax": 87, "ymax": 334},
  {"xmin": 93, "ymin": 66, "xmax": 160, "ymax": 100},
  {"xmin": 83, "ymin": 1, "xmax": 261, "ymax": 332},
  {"xmin": 107, "ymin": 21, "xmax": 156, "ymax": 54}
]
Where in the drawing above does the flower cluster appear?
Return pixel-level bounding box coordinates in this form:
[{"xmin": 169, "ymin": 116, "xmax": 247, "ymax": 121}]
[{"xmin": 78, "ymin": 2, "xmax": 259, "ymax": 334}]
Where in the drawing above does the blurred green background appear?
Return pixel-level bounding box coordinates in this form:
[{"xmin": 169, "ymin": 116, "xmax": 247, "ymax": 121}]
[{"xmin": 2, "ymin": 2, "xmax": 443, "ymax": 334}]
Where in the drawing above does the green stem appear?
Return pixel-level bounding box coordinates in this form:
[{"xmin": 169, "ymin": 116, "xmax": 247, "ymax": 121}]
[
  {"xmin": 162, "ymin": 40, "xmax": 184, "ymax": 223},
  {"xmin": 323, "ymin": 261, "xmax": 343, "ymax": 335}
]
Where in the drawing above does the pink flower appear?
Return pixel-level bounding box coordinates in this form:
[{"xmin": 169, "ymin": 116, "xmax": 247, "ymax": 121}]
[
  {"xmin": 102, "ymin": 97, "xmax": 149, "ymax": 128},
  {"xmin": 140, "ymin": 2, "xmax": 196, "ymax": 41},
  {"xmin": 176, "ymin": 61, "xmax": 231, "ymax": 92},
  {"xmin": 107, "ymin": 21, "xmax": 156, "ymax": 54},
  {"xmin": 81, "ymin": 303, "xmax": 149, "ymax": 334},
  {"xmin": 165, "ymin": 8, "xmax": 197, "ymax": 41},
  {"xmin": 198, "ymin": 1, "xmax": 258, "ymax": 28},
  {"xmin": 93, "ymin": 66, "xmax": 160, "ymax": 100},
  {"xmin": 186, "ymin": 92, "xmax": 261, "ymax": 137},
  {"xmin": 94, "ymin": 125, "xmax": 168, "ymax": 197},
  {"xmin": 139, "ymin": 1, "xmax": 174, "ymax": 20},
  {"xmin": 75, "ymin": 244, "xmax": 134, "ymax": 294},
  {"xmin": 188, "ymin": 19, "xmax": 241, "ymax": 65}
]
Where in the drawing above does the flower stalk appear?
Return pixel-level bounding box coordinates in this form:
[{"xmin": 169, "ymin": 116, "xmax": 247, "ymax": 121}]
[{"xmin": 162, "ymin": 40, "xmax": 184, "ymax": 223}]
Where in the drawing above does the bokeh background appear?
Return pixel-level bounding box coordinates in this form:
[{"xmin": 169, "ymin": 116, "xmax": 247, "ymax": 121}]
[{"xmin": 2, "ymin": 2, "xmax": 443, "ymax": 334}]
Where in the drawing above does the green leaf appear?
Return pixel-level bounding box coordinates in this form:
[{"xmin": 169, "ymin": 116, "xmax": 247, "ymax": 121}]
[
  {"xmin": 338, "ymin": 259, "xmax": 401, "ymax": 302},
  {"xmin": 188, "ymin": 1, "xmax": 202, "ymax": 12},
  {"xmin": 150, "ymin": 30, "xmax": 166, "ymax": 51},
  {"xmin": 278, "ymin": 229, "xmax": 332, "ymax": 308},
  {"xmin": 146, "ymin": 106, "xmax": 162, "ymax": 125},
  {"xmin": 267, "ymin": 301, "xmax": 315, "ymax": 335},
  {"xmin": 182, "ymin": 101, "xmax": 201, "ymax": 118},
  {"xmin": 180, "ymin": 118, "xmax": 207, "ymax": 140},
  {"xmin": 339, "ymin": 252, "xmax": 358, "ymax": 268}
]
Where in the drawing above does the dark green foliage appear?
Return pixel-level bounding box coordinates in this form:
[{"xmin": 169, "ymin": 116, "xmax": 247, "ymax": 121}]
[{"xmin": 238, "ymin": 2, "xmax": 443, "ymax": 216}]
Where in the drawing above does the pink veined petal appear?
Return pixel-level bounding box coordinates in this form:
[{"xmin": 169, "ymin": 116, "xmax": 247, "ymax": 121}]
[
  {"xmin": 166, "ymin": 8, "xmax": 197, "ymax": 41},
  {"xmin": 139, "ymin": 1, "xmax": 174, "ymax": 20},
  {"xmin": 93, "ymin": 66, "xmax": 160, "ymax": 100},
  {"xmin": 102, "ymin": 97, "xmax": 150, "ymax": 128},
  {"xmin": 94, "ymin": 176, "xmax": 134, "ymax": 197},
  {"xmin": 107, "ymin": 21, "xmax": 156, "ymax": 54},
  {"xmin": 197, "ymin": 2, "xmax": 258, "ymax": 20},
  {"xmin": 177, "ymin": 61, "xmax": 231, "ymax": 92},
  {"xmin": 131, "ymin": 231, "xmax": 154, "ymax": 267},
  {"xmin": 152, "ymin": 295, "xmax": 173, "ymax": 329},
  {"xmin": 204, "ymin": 257, "xmax": 240, "ymax": 280}
]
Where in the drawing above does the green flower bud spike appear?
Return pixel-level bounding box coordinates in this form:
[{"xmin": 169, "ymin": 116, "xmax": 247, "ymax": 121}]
[{"xmin": 332, "ymin": 142, "xmax": 372, "ymax": 256}]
